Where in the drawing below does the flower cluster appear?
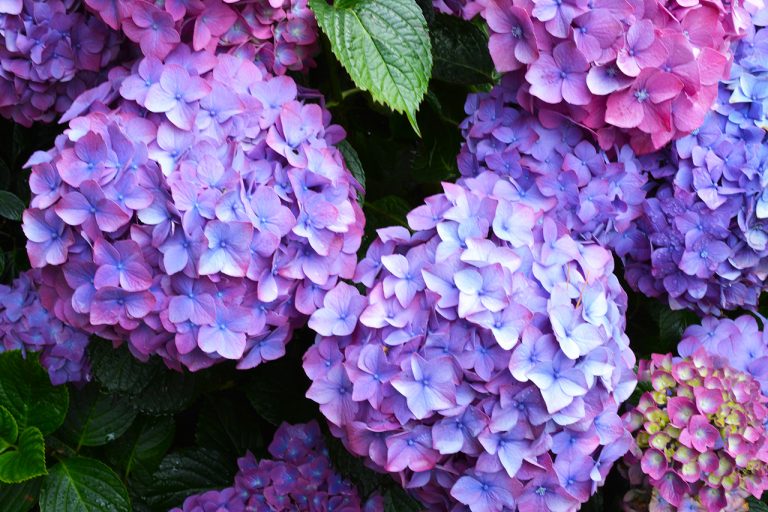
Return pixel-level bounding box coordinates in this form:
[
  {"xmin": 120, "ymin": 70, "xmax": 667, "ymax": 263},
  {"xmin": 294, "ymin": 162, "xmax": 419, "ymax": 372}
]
[
  {"xmin": 480, "ymin": 0, "xmax": 757, "ymax": 154},
  {"xmin": 620, "ymin": 23, "xmax": 768, "ymax": 315},
  {"xmin": 0, "ymin": 270, "xmax": 90, "ymax": 385},
  {"xmin": 304, "ymin": 173, "xmax": 637, "ymax": 511},
  {"xmin": 23, "ymin": 44, "xmax": 364, "ymax": 372},
  {"xmin": 83, "ymin": 0, "xmax": 319, "ymax": 74},
  {"xmin": 458, "ymin": 74, "xmax": 647, "ymax": 250},
  {"xmin": 173, "ymin": 421, "xmax": 383, "ymax": 512},
  {"xmin": 0, "ymin": 0, "xmax": 123, "ymax": 126},
  {"xmin": 622, "ymin": 351, "xmax": 768, "ymax": 511}
]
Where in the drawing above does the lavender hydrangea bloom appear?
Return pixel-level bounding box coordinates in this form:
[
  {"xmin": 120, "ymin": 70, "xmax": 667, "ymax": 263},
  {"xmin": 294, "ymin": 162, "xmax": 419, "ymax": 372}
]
[
  {"xmin": 0, "ymin": 270, "xmax": 90, "ymax": 385},
  {"xmin": 304, "ymin": 175, "xmax": 637, "ymax": 511},
  {"xmin": 620, "ymin": 22, "xmax": 768, "ymax": 314},
  {"xmin": 23, "ymin": 44, "xmax": 364, "ymax": 372},
  {"xmin": 83, "ymin": 0, "xmax": 319, "ymax": 75},
  {"xmin": 172, "ymin": 421, "xmax": 383, "ymax": 512},
  {"xmin": 457, "ymin": 75, "xmax": 647, "ymax": 250},
  {"xmin": 622, "ymin": 351, "xmax": 768, "ymax": 512},
  {"xmin": 0, "ymin": 0, "xmax": 123, "ymax": 126}
]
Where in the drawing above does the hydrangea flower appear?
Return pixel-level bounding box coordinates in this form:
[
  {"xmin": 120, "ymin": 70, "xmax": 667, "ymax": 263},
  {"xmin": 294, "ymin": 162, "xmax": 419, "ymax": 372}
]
[
  {"xmin": 0, "ymin": 270, "xmax": 90, "ymax": 385},
  {"xmin": 0, "ymin": 0, "xmax": 123, "ymax": 126},
  {"xmin": 304, "ymin": 175, "xmax": 637, "ymax": 511},
  {"xmin": 23, "ymin": 43, "xmax": 364, "ymax": 372},
  {"xmin": 172, "ymin": 421, "xmax": 383, "ymax": 512},
  {"xmin": 619, "ymin": 22, "xmax": 768, "ymax": 314},
  {"xmin": 622, "ymin": 351, "xmax": 768, "ymax": 511},
  {"xmin": 458, "ymin": 74, "xmax": 647, "ymax": 250},
  {"xmin": 83, "ymin": 0, "xmax": 319, "ymax": 74},
  {"xmin": 475, "ymin": 0, "xmax": 761, "ymax": 154}
]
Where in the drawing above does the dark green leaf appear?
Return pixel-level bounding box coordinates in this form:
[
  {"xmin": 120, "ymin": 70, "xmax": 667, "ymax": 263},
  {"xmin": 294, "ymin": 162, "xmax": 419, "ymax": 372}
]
[
  {"xmin": 195, "ymin": 393, "xmax": 262, "ymax": 459},
  {"xmin": 310, "ymin": 0, "xmax": 432, "ymax": 134},
  {"xmin": 364, "ymin": 195, "xmax": 411, "ymax": 228},
  {"xmin": 0, "ymin": 478, "xmax": 42, "ymax": 512},
  {"xmin": 132, "ymin": 368, "xmax": 198, "ymax": 416},
  {"xmin": 338, "ymin": 140, "xmax": 366, "ymax": 193},
  {"xmin": 430, "ymin": 14, "xmax": 494, "ymax": 85},
  {"xmin": 88, "ymin": 342, "xmax": 161, "ymax": 395},
  {"xmin": 134, "ymin": 448, "xmax": 234, "ymax": 510},
  {"xmin": 0, "ymin": 405, "xmax": 19, "ymax": 452},
  {"xmin": 382, "ymin": 487, "xmax": 423, "ymax": 512},
  {"xmin": 0, "ymin": 428, "xmax": 47, "ymax": 484},
  {"xmin": 39, "ymin": 457, "xmax": 130, "ymax": 512},
  {"xmin": 106, "ymin": 416, "xmax": 174, "ymax": 478},
  {"xmin": 748, "ymin": 497, "xmax": 768, "ymax": 512},
  {"xmin": 0, "ymin": 351, "xmax": 69, "ymax": 435},
  {"xmin": 0, "ymin": 191, "xmax": 24, "ymax": 221},
  {"xmin": 58, "ymin": 385, "xmax": 137, "ymax": 448}
]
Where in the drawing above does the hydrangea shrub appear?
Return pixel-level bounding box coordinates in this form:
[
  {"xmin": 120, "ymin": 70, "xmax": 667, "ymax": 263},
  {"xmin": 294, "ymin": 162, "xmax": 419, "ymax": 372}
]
[
  {"xmin": 304, "ymin": 173, "xmax": 637, "ymax": 511},
  {"xmin": 0, "ymin": 0, "xmax": 123, "ymax": 125},
  {"xmin": 622, "ymin": 351, "xmax": 768, "ymax": 511},
  {"xmin": 22, "ymin": 44, "xmax": 364, "ymax": 371}
]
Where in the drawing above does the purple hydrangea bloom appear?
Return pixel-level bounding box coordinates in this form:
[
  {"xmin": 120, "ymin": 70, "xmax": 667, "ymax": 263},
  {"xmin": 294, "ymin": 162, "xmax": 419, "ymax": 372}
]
[
  {"xmin": 303, "ymin": 175, "xmax": 637, "ymax": 511},
  {"xmin": 622, "ymin": 351, "xmax": 768, "ymax": 511},
  {"xmin": 0, "ymin": 270, "xmax": 90, "ymax": 385},
  {"xmin": 457, "ymin": 75, "xmax": 647, "ymax": 250},
  {"xmin": 467, "ymin": 0, "xmax": 762, "ymax": 154},
  {"xmin": 619, "ymin": 22, "xmax": 768, "ymax": 314},
  {"xmin": 83, "ymin": 0, "xmax": 319, "ymax": 75},
  {"xmin": 23, "ymin": 44, "xmax": 364, "ymax": 372},
  {"xmin": 0, "ymin": 0, "xmax": 123, "ymax": 126},
  {"xmin": 172, "ymin": 421, "xmax": 383, "ymax": 512}
]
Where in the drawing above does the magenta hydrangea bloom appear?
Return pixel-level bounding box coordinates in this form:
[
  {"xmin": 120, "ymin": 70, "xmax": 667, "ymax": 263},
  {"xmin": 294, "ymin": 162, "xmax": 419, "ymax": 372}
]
[
  {"xmin": 23, "ymin": 43, "xmax": 364, "ymax": 372},
  {"xmin": 172, "ymin": 421, "xmax": 383, "ymax": 512},
  {"xmin": 619, "ymin": 22, "xmax": 768, "ymax": 314},
  {"xmin": 0, "ymin": 0, "xmax": 123, "ymax": 126},
  {"xmin": 458, "ymin": 75, "xmax": 647, "ymax": 251},
  {"xmin": 622, "ymin": 351, "xmax": 768, "ymax": 512},
  {"xmin": 83, "ymin": 0, "xmax": 319, "ymax": 74},
  {"xmin": 476, "ymin": 0, "xmax": 759, "ymax": 154},
  {"xmin": 0, "ymin": 270, "xmax": 90, "ymax": 385},
  {"xmin": 303, "ymin": 175, "xmax": 637, "ymax": 511}
]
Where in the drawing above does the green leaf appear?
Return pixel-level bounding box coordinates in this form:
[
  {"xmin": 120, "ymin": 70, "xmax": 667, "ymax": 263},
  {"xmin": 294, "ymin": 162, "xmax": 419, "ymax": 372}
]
[
  {"xmin": 748, "ymin": 497, "xmax": 768, "ymax": 512},
  {"xmin": 39, "ymin": 457, "xmax": 130, "ymax": 512},
  {"xmin": 382, "ymin": 487, "xmax": 423, "ymax": 512},
  {"xmin": 195, "ymin": 393, "xmax": 263, "ymax": 459},
  {"xmin": 0, "ymin": 405, "xmax": 19, "ymax": 452},
  {"xmin": 105, "ymin": 416, "xmax": 174, "ymax": 478},
  {"xmin": 0, "ymin": 428, "xmax": 47, "ymax": 484},
  {"xmin": 131, "ymin": 368, "xmax": 198, "ymax": 415},
  {"xmin": 0, "ymin": 351, "xmax": 69, "ymax": 435},
  {"xmin": 0, "ymin": 191, "xmax": 25, "ymax": 221},
  {"xmin": 88, "ymin": 342, "xmax": 161, "ymax": 395},
  {"xmin": 58, "ymin": 385, "xmax": 137, "ymax": 449},
  {"xmin": 0, "ymin": 478, "xmax": 42, "ymax": 512},
  {"xmin": 338, "ymin": 140, "xmax": 366, "ymax": 193},
  {"xmin": 133, "ymin": 448, "xmax": 234, "ymax": 510},
  {"xmin": 430, "ymin": 14, "xmax": 494, "ymax": 85},
  {"xmin": 310, "ymin": 0, "xmax": 432, "ymax": 134}
]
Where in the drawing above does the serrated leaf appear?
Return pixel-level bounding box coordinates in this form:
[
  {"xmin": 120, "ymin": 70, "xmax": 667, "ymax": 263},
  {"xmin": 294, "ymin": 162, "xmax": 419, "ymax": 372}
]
[
  {"xmin": 338, "ymin": 140, "xmax": 366, "ymax": 193},
  {"xmin": 0, "ymin": 478, "xmax": 42, "ymax": 512},
  {"xmin": 58, "ymin": 385, "xmax": 137, "ymax": 449},
  {"xmin": 310, "ymin": 0, "xmax": 432, "ymax": 134},
  {"xmin": 106, "ymin": 416, "xmax": 174, "ymax": 478},
  {"xmin": 0, "ymin": 428, "xmax": 47, "ymax": 484},
  {"xmin": 0, "ymin": 191, "xmax": 24, "ymax": 221},
  {"xmin": 0, "ymin": 405, "xmax": 19, "ymax": 452},
  {"xmin": 430, "ymin": 14, "xmax": 494, "ymax": 85},
  {"xmin": 39, "ymin": 457, "xmax": 130, "ymax": 512},
  {"xmin": 88, "ymin": 342, "xmax": 161, "ymax": 395},
  {"xmin": 133, "ymin": 448, "xmax": 234, "ymax": 510},
  {"xmin": 0, "ymin": 351, "xmax": 69, "ymax": 435},
  {"xmin": 748, "ymin": 497, "xmax": 768, "ymax": 512},
  {"xmin": 195, "ymin": 393, "xmax": 262, "ymax": 459},
  {"xmin": 132, "ymin": 367, "xmax": 198, "ymax": 416}
]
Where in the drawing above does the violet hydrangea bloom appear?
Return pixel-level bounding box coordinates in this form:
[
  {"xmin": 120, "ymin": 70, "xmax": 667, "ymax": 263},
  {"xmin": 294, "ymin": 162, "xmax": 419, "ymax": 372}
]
[
  {"xmin": 622, "ymin": 351, "xmax": 768, "ymax": 512},
  {"xmin": 0, "ymin": 270, "xmax": 90, "ymax": 385},
  {"xmin": 23, "ymin": 43, "xmax": 364, "ymax": 372},
  {"xmin": 304, "ymin": 175, "xmax": 637, "ymax": 511},
  {"xmin": 475, "ymin": 0, "xmax": 761, "ymax": 154},
  {"xmin": 620, "ymin": 22, "xmax": 768, "ymax": 314},
  {"xmin": 83, "ymin": 0, "xmax": 319, "ymax": 74},
  {"xmin": 0, "ymin": 0, "xmax": 123, "ymax": 126},
  {"xmin": 458, "ymin": 75, "xmax": 647, "ymax": 250},
  {"xmin": 172, "ymin": 421, "xmax": 383, "ymax": 512}
]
